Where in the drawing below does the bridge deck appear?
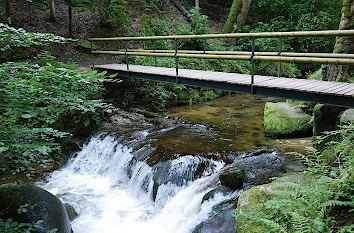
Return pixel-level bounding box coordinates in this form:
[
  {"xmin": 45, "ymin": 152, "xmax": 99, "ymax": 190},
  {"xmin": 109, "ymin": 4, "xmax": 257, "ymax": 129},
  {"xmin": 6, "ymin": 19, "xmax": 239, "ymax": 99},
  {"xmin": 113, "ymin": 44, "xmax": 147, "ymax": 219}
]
[{"xmin": 94, "ymin": 64, "xmax": 354, "ymax": 108}]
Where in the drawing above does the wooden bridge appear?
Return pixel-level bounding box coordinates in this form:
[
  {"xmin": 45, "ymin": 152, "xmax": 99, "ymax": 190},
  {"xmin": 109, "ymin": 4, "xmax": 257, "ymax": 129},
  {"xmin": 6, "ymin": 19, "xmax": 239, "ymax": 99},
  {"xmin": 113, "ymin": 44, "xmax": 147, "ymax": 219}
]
[{"xmin": 89, "ymin": 30, "xmax": 354, "ymax": 108}]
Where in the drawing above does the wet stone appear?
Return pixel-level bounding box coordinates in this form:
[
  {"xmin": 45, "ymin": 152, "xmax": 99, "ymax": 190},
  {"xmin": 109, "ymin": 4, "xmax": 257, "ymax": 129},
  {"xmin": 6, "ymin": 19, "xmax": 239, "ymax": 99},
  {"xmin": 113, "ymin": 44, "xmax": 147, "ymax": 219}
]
[{"xmin": 219, "ymin": 169, "xmax": 245, "ymax": 190}]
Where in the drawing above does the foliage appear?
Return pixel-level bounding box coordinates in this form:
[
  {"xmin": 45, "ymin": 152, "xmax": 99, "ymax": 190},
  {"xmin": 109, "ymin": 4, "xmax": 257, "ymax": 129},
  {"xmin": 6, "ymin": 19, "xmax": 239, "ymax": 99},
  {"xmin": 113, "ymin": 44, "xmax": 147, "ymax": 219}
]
[
  {"xmin": 141, "ymin": 19, "xmax": 171, "ymax": 50},
  {"xmin": 136, "ymin": 0, "xmax": 167, "ymax": 12},
  {"xmin": 235, "ymin": 124, "xmax": 354, "ymax": 232},
  {"xmin": 0, "ymin": 61, "xmax": 115, "ymax": 179},
  {"xmin": 238, "ymin": 0, "xmax": 341, "ymax": 53},
  {"xmin": 0, "ymin": 24, "xmax": 67, "ymax": 51},
  {"xmin": 97, "ymin": 0, "xmax": 128, "ymax": 30},
  {"xmin": 175, "ymin": 8, "xmax": 210, "ymax": 50}
]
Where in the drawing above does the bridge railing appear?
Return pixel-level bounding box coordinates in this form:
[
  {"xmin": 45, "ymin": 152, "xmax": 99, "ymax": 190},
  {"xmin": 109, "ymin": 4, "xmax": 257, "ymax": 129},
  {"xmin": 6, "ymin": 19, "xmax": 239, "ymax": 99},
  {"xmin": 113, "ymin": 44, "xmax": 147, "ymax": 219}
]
[{"xmin": 88, "ymin": 30, "xmax": 354, "ymax": 92}]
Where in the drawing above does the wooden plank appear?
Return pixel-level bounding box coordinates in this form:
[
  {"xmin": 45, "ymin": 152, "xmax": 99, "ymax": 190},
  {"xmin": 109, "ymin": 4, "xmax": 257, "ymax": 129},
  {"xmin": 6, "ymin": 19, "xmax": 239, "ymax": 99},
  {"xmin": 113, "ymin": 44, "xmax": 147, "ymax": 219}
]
[
  {"xmin": 319, "ymin": 83, "xmax": 354, "ymax": 96},
  {"xmin": 335, "ymin": 85, "xmax": 354, "ymax": 95}
]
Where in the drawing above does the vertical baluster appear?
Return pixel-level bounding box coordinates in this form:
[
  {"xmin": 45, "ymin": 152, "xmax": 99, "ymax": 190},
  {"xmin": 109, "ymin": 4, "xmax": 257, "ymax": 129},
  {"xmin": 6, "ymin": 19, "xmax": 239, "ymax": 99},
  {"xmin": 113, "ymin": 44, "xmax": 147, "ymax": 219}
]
[
  {"xmin": 278, "ymin": 38, "xmax": 283, "ymax": 78},
  {"xmin": 125, "ymin": 40, "xmax": 129, "ymax": 77},
  {"xmin": 175, "ymin": 38, "xmax": 179, "ymax": 83},
  {"xmin": 90, "ymin": 40, "xmax": 95, "ymax": 67},
  {"xmin": 154, "ymin": 40, "xmax": 157, "ymax": 67},
  {"xmin": 203, "ymin": 39, "xmax": 207, "ymax": 71},
  {"xmin": 251, "ymin": 38, "xmax": 255, "ymax": 95},
  {"xmin": 117, "ymin": 41, "xmax": 121, "ymax": 63}
]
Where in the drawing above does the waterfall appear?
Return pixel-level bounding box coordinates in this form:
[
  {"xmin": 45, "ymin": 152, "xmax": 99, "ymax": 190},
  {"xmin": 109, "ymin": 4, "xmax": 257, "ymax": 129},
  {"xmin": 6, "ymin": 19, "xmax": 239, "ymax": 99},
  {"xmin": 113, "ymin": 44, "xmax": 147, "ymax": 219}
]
[{"xmin": 39, "ymin": 134, "xmax": 235, "ymax": 233}]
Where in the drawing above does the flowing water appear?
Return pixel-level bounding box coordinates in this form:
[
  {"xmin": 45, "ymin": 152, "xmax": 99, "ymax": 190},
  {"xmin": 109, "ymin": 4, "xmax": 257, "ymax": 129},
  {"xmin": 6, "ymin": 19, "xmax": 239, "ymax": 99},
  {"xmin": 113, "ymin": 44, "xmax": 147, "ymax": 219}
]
[{"xmin": 39, "ymin": 93, "xmax": 286, "ymax": 233}]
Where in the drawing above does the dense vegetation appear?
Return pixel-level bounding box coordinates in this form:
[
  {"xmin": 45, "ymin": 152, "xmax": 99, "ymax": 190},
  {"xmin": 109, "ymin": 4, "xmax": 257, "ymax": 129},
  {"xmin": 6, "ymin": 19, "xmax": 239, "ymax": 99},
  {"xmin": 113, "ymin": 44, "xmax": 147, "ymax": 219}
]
[{"xmin": 236, "ymin": 124, "xmax": 354, "ymax": 232}]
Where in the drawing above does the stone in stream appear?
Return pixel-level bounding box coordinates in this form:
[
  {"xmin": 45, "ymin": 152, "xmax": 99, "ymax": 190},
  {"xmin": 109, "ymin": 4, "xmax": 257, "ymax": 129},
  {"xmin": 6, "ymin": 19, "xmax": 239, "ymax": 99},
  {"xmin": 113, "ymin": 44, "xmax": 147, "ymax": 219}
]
[
  {"xmin": 219, "ymin": 169, "xmax": 245, "ymax": 190},
  {"xmin": 0, "ymin": 184, "xmax": 72, "ymax": 233},
  {"xmin": 64, "ymin": 203, "xmax": 78, "ymax": 221},
  {"xmin": 201, "ymin": 186, "xmax": 234, "ymax": 204},
  {"xmin": 264, "ymin": 102, "xmax": 312, "ymax": 138},
  {"xmin": 193, "ymin": 199, "xmax": 237, "ymax": 233}
]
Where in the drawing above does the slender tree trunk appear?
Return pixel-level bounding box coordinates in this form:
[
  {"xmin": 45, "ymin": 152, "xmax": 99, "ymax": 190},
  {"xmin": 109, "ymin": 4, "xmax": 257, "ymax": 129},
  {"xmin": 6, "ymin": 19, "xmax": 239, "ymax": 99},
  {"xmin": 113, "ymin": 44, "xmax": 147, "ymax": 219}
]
[
  {"xmin": 222, "ymin": 0, "xmax": 252, "ymax": 34},
  {"xmin": 195, "ymin": 0, "xmax": 199, "ymax": 8},
  {"xmin": 171, "ymin": 0, "xmax": 191, "ymax": 21},
  {"xmin": 68, "ymin": 4, "xmax": 73, "ymax": 37},
  {"xmin": 49, "ymin": 0, "xmax": 58, "ymax": 23},
  {"xmin": 28, "ymin": 2, "xmax": 33, "ymax": 25},
  {"xmin": 5, "ymin": 0, "xmax": 11, "ymax": 25},
  {"xmin": 324, "ymin": 0, "xmax": 354, "ymax": 82}
]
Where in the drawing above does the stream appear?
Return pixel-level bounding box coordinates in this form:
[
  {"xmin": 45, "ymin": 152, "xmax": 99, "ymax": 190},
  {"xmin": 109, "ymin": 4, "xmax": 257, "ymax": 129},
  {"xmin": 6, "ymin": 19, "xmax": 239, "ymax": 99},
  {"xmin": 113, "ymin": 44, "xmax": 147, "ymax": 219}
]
[{"xmin": 38, "ymin": 93, "xmax": 297, "ymax": 233}]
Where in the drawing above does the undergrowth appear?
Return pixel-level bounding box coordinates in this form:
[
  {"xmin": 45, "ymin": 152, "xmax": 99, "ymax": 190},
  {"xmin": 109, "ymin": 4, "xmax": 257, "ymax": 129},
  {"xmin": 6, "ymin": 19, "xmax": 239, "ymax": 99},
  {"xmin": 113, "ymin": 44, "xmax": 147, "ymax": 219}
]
[
  {"xmin": 235, "ymin": 124, "xmax": 354, "ymax": 232},
  {"xmin": 0, "ymin": 60, "xmax": 115, "ymax": 180}
]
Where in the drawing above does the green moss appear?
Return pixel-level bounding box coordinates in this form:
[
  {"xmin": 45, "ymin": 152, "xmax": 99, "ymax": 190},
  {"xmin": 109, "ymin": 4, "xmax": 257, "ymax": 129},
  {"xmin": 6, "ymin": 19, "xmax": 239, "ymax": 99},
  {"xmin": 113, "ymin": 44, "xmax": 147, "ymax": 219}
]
[
  {"xmin": 342, "ymin": 0, "xmax": 352, "ymax": 18},
  {"xmin": 236, "ymin": 173, "xmax": 313, "ymax": 233},
  {"xmin": 264, "ymin": 102, "xmax": 312, "ymax": 138}
]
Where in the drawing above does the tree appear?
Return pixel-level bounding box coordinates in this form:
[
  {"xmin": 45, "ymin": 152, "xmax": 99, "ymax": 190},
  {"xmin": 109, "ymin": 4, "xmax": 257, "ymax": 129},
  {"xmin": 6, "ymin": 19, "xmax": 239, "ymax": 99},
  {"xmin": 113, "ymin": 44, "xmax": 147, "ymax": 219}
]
[
  {"xmin": 64, "ymin": 0, "xmax": 92, "ymax": 37},
  {"xmin": 4, "ymin": 0, "xmax": 11, "ymax": 25},
  {"xmin": 222, "ymin": 0, "xmax": 252, "ymax": 34},
  {"xmin": 48, "ymin": 0, "xmax": 59, "ymax": 23},
  {"xmin": 195, "ymin": 0, "xmax": 199, "ymax": 8},
  {"xmin": 324, "ymin": 0, "xmax": 354, "ymax": 82}
]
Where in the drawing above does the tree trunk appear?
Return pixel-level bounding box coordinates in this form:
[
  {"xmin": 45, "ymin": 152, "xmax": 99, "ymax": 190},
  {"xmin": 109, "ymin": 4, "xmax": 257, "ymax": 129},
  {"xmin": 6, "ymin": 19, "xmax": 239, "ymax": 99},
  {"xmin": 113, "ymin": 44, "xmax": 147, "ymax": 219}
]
[
  {"xmin": 195, "ymin": 0, "xmax": 199, "ymax": 8},
  {"xmin": 5, "ymin": 0, "xmax": 11, "ymax": 25},
  {"xmin": 171, "ymin": 0, "xmax": 191, "ymax": 21},
  {"xmin": 222, "ymin": 0, "xmax": 252, "ymax": 34},
  {"xmin": 324, "ymin": 0, "xmax": 354, "ymax": 82},
  {"xmin": 28, "ymin": 2, "xmax": 33, "ymax": 25},
  {"xmin": 68, "ymin": 4, "xmax": 73, "ymax": 37},
  {"xmin": 49, "ymin": 0, "xmax": 59, "ymax": 23}
]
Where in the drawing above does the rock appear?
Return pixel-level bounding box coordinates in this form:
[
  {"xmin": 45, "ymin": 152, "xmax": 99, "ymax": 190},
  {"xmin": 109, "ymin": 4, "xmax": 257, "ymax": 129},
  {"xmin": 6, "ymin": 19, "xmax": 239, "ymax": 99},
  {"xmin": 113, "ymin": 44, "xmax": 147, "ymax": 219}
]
[
  {"xmin": 264, "ymin": 102, "xmax": 312, "ymax": 138},
  {"xmin": 201, "ymin": 186, "xmax": 233, "ymax": 203},
  {"xmin": 236, "ymin": 173, "xmax": 311, "ymax": 233},
  {"xmin": 193, "ymin": 200, "xmax": 237, "ymax": 233},
  {"xmin": 99, "ymin": 109, "xmax": 145, "ymax": 131},
  {"xmin": 231, "ymin": 150, "xmax": 285, "ymax": 185},
  {"xmin": 340, "ymin": 108, "xmax": 354, "ymax": 125},
  {"xmin": 64, "ymin": 203, "xmax": 78, "ymax": 221},
  {"xmin": 313, "ymin": 104, "xmax": 346, "ymax": 136},
  {"xmin": 152, "ymin": 156, "xmax": 209, "ymax": 201},
  {"xmin": 219, "ymin": 169, "xmax": 245, "ymax": 190},
  {"xmin": 74, "ymin": 40, "xmax": 93, "ymax": 54},
  {"xmin": 0, "ymin": 184, "xmax": 72, "ymax": 233},
  {"xmin": 130, "ymin": 108, "xmax": 159, "ymax": 118}
]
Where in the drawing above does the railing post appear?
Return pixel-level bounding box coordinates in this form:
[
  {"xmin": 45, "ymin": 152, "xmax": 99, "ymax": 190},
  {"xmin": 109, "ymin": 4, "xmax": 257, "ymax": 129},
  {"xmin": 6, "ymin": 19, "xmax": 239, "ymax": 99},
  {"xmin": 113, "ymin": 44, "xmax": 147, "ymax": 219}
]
[
  {"xmin": 278, "ymin": 38, "xmax": 283, "ymax": 78},
  {"xmin": 118, "ymin": 41, "xmax": 122, "ymax": 63},
  {"xmin": 90, "ymin": 40, "xmax": 94, "ymax": 67},
  {"xmin": 175, "ymin": 38, "xmax": 179, "ymax": 83},
  {"xmin": 154, "ymin": 40, "xmax": 157, "ymax": 67},
  {"xmin": 204, "ymin": 39, "xmax": 207, "ymax": 71},
  {"xmin": 124, "ymin": 40, "xmax": 129, "ymax": 77},
  {"xmin": 250, "ymin": 38, "xmax": 255, "ymax": 95}
]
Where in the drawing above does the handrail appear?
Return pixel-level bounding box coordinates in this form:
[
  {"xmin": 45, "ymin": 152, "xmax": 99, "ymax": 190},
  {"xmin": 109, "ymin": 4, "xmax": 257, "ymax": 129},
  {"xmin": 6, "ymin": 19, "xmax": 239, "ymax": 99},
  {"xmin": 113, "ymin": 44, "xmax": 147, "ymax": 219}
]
[
  {"xmin": 113, "ymin": 49, "xmax": 354, "ymax": 59},
  {"xmin": 89, "ymin": 30, "xmax": 354, "ymax": 41},
  {"xmin": 92, "ymin": 50, "xmax": 354, "ymax": 65},
  {"xmin": 89, "ymin": 30, "xmax": 354, "ymax": 95}
]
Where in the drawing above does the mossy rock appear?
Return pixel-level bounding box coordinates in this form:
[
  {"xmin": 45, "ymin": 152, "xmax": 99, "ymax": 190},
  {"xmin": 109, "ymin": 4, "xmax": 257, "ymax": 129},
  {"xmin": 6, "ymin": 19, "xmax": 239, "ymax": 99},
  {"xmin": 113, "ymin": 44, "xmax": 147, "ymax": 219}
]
[
  {"xmin": 264, "ymin": 102, "xmax": 312, "ymax": 138},
  {"xmin": 219, "ymin": 169, "xmax": 245, "ymax": 190},
  {"xmin": 0, "ymin": 184, "xmax": 72, "ymax": 233},
  {"xmin": 74, "ymin": 40, "xmax": 94, "ymax": 54},
  {"xmin": 236, "ymin": 173, "xmax": 311, "ymax": 233},
  {"xmin": 340, "ymin": 109, "xmax": 354, "ymax": 125}
]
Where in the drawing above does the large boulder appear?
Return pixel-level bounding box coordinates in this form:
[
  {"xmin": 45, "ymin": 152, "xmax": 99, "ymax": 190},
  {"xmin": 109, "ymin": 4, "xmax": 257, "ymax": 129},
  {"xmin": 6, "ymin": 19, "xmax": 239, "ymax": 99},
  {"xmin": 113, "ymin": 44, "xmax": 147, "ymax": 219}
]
[
  {"xmin": 0, "ymin": 184, "xmax": 72, "ymax": 233},
  {"xmin": 313, "ymin": 104, "xmax": 346, "ymax": 136},
  {"xmin": 264, "ymin": 102, "xmax": 312, "ymax": 138},
  {"xmin": 235, "ymin": 173, "xmax": 310, "ymax": 233},
  {"xmin": 225, "ymin": 149, "xmax": 285, "ymax": 186}
]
